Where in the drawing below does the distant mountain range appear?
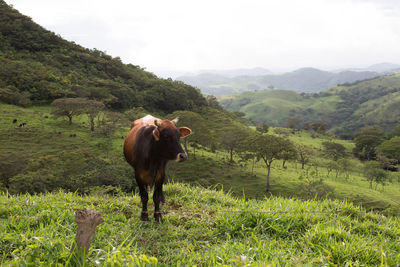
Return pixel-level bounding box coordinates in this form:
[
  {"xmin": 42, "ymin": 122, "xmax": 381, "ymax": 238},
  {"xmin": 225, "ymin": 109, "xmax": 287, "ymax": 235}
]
[
  {"xmin": 333, "ymin": 62, "xmax": 400, "ymax": 73},
  {"xmin": 177, "ymin": 64, "xmax": 400, "ymax": 96}
]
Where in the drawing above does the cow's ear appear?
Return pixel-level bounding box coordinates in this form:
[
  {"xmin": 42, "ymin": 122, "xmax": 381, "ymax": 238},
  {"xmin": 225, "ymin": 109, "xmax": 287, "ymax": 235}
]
[
  {"xmin": 153, "ymin": 128, "xmax": 160, "ymax": 141},
  {"xmin": 179, "ymin": 127, "xmax": 192, "ymax": 138}
]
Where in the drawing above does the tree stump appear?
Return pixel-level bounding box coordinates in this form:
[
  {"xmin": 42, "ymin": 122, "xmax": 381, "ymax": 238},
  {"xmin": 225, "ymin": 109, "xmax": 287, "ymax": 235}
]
[{"xmin": 72, "ymin": 208, "xmax": 104, "ymax": 254}]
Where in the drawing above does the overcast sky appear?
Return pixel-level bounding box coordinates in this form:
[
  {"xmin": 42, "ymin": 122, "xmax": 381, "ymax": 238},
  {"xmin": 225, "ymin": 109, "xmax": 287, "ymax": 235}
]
[{"xmin": 5, "ymin": 0, "xmax": 400, "ymax": 77}]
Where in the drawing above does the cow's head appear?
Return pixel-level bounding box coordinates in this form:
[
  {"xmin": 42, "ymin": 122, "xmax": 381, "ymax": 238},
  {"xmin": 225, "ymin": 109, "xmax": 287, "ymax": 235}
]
[{"xmin": 152, "ymin": 118, "xmax": 192, "ymax": 162}]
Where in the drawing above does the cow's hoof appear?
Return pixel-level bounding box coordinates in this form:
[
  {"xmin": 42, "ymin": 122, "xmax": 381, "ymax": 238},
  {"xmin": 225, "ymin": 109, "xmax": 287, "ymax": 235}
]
[
  {"xmin": 140, "ymin": 213, "xmax": 149, "ymax": 221},
  {"xmin": 154, "ymin": 213, "xmax": 163, "ymax": 223}
]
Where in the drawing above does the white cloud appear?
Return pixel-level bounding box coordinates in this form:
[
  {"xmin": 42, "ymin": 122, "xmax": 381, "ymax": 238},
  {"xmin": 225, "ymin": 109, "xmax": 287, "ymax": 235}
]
[{"xmin": 5, "ymin": 0, "xmax": 400, "ymax": 74}]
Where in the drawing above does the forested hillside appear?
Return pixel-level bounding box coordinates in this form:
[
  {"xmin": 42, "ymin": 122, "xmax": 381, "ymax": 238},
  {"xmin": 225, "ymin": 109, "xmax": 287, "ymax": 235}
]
[
  {"xmin": 0, "ymin": 0, "xmax": 207, "ymax": 113},
  {"xmin": 221, "ymin": 73, "xmax": 400, "ymax": 135}
]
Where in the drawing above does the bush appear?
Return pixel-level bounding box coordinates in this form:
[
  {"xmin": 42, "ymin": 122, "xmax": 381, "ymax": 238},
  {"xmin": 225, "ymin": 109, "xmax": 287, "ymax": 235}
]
[
  {"xmin": 8, "ymin": 155, "xmax": 134, "ymax": 194},
  {"xmin": 0, "ymin": 152, "xmax": 29, "ymax": 190},
  {"xmin": 0, "ymin": 86, "xmax": 31, "ymax": 106},
  {"xmin": 9, "ymin": 170, "xmax": 61, "ymax": 194}
]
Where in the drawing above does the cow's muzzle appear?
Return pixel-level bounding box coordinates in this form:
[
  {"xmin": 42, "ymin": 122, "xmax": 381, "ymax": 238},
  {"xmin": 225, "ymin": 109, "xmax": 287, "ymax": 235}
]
[{"xmin": 176, "ymin": 152, "xmax": 188, "ymax": 162}]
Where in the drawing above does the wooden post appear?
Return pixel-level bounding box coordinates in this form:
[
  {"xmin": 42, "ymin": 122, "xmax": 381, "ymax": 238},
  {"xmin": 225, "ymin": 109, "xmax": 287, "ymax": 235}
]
[{"xmin": 73, "ymin": 208, "xmax": 104, "ymax": 254}]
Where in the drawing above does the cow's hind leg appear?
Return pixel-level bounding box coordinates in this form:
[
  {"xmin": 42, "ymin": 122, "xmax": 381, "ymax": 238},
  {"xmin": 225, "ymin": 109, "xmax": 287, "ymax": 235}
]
[
  {"xmin": 138, "ymin": 184, "xmax": 149, "ymax": 221},
  {"xmin": 153, "ymin": 184, "xmax": 163, "ymax": 222}
]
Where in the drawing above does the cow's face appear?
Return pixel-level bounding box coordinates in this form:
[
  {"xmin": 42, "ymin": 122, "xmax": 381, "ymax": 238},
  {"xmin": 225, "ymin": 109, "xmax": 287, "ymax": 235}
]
[{"xmin": 153, "ymin": 119, "xmax": 191, "ymax": 162}]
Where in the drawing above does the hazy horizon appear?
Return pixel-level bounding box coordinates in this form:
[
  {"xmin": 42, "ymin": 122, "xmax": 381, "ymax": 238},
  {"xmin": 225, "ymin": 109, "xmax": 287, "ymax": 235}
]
[
  {"xmin": 155, "ymin": 62, "xmax": 400, "ymax": 79},
  {"xmin": 5, "ymin": 0, "xmax": 400, "ymax": 78}
]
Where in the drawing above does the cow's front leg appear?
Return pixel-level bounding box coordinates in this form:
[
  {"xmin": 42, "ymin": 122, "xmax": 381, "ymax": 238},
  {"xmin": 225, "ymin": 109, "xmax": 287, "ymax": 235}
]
[
  {"xmin": 153, "ymin": 184, "xmax": 163, "ymax": 222},
  {"xmin": 138, "ymin": 184, "xmax": 149, "ymax": 221},
  {"xmin": 160, "ymin": 190, "xmax": 166, "ymax": 204}
]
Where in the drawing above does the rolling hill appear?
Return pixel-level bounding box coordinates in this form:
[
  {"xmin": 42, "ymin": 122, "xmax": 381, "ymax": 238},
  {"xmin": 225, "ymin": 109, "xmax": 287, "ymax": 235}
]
[
  {"xmin": 220, "ymin": 73, "xmax": 400, "ymax": 134},
  {"xmin": 178, "ymin": 67, "xmax": 381, "ymax": 96}
]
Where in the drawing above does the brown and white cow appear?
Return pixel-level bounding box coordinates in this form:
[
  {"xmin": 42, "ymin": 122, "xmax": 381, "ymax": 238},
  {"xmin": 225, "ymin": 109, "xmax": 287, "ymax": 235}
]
[{"xmin": 123, "ymin": 115, "xmax": 192, "ymax": 222}]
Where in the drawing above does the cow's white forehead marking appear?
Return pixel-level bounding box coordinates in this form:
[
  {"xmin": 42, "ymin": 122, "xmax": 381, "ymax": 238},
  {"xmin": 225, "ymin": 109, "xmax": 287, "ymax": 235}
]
[{"xmin": 142, "ymin": 115, "xmax": 155, "ymax": 125}]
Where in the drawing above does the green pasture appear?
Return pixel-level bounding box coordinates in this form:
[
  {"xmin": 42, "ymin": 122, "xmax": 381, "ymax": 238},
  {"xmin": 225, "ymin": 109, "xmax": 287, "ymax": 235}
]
[{"xmin": 1, "ymin": 183, "xmax": 399, "ymax": 266}]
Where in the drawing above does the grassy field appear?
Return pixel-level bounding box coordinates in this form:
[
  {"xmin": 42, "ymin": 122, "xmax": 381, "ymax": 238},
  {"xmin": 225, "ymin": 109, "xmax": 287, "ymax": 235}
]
[
  {"xmin": 1, "ymin": 103, "xmax": 400, "ymax": 216},
  {"xmin": 2, "ymin": 103, "xmax": 400, "ymax": 265},
  {"xmin": 1, "ymin": 183, "xmax": 399, "ymax": 266}
]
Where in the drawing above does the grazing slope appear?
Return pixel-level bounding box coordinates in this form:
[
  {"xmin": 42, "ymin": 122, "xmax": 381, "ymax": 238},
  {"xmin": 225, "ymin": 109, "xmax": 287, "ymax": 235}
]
[
  {"xmin": 2, "ymin": 102, "xmax": 400, "ymax": 216},
  {"xmin": 1, "ymin": 183, "xmax": 399, "ymax": 266}
]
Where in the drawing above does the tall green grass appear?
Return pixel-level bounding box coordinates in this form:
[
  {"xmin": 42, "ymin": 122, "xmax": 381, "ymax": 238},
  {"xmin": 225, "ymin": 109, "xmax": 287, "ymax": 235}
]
[{"xmin": 1, "ymin": 183, "xmax": 399, "ymax": 265}]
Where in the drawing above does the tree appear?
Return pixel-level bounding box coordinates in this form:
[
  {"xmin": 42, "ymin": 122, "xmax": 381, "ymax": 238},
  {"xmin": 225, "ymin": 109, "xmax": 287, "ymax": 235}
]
[
  {"xmin": 353, "ymin": 125, "xmax": 384, "ymax": 160},
  {"xmin": 256, "ymin": 123, "xmax": 269, "ymax": 134},
  {"xmin": 206, "ymin": 95, "xmax": 223, "ymax": 110},
  {"xmin": 324, "ymin": 160, "xmax": 339, "ymax": 178},
  {"xmin": 322, "ymin": 141, "xmax": 346, "ymax": 161},
  {"xmin": 168, "ymin": 110, "xmax": 213, "ymax": 156},
  {"xmin": 97, "ymin": 112, "xmax": 129, "ymax": 157},
  {"xmin": 338, "ymin": 158, "xmax": 352, "ymax": 180},
  {"xmin": 219, "ymin": 125, "xmax": 249, "ymax": 163},
  {"xmin": 51, "ymin": 97, "xmax": 87, "ymax": 124},
  {"xmin": 248, "ymin": 134, "xmax": 290, "ymax": 192},
  {"xmin": 82, "ymin": 99, "xmax": 105, "ymax": 131},
  {"xmin": 297, "ymin": 144, "xmax": 314, "ymax": 169},
  {"xmin": 280, "ymin": 142, "xmax": 297, "ymax": 169},
  {"xmin": 310, "ymin": 122, "xmax": 328, "ymax": 133},
  {"xmin": 377, "ymin": 137, "xmax": 400, "ymax": 163},
  {"xmin": 286, "ymin": 117, "xmax": 298, "ymax": 130},
  {"xmin": 364, "ymin": 161, "xmax": 388, "ymax": 190}
]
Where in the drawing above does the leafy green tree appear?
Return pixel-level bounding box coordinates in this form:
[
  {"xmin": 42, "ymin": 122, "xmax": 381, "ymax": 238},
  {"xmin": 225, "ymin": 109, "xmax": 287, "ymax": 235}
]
[
  {"xmin": 310, "ymin": 122, "xmax": 328, "ymax": 133},
  {"xmin": 51, "ymin": 97, "xmax": 87, "ymax": 124},
  {"xmin": 82, "ymin": 99, "xmax": 105, "ymax": 131},
  {"xmin": 206, "ymin": 95, "xmax": 222, "ymax": 110},
  {"xmin": 286, "ymin": 117, "xmax": 298, "ymax": 130},
  {"xmin": 248, "ymin": 134, "xmax": 290, "ymax": 191},
  {"xmin": 280, "ymin": 142, "xmax": 297, "ymax": 169},
  {"xmin": 353, "ymin": 125, "xmax": 384, "ymax": 160},
  {"xmin": 338, "ymin": 158, "xmax": 352, "ymax": 180},
  {"xmin": 168, "ymin": 110, "xmax": 213, "ymax": 156},
  {"xmin": 322, "ymin": 141, "xmax": 346, "ymax": 161},
  {"xmin": 219, "ymin": 125, "xmax": 249, "ymax": 163},
  {"xmin": 255, "ymin": 123, "xmax": 269, "ymax": 134},
  {"xmin": 297, "ymin": 166, "xmax": 333, "ymax": 199},
  {"xmin": 297, "ymin": 144, "xmax": 314, "ymax": 169},
  {"xmin": 324, "ymin": 160, "xmax": 339, "ymax": 178},
  {"xmin": 364, "ymin": 161, "xmax": 388, "ymax": 190},
  {"xmin": 377, "ymin": 137, "xmax": 400, "ymax": 163}
]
